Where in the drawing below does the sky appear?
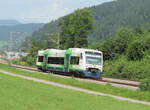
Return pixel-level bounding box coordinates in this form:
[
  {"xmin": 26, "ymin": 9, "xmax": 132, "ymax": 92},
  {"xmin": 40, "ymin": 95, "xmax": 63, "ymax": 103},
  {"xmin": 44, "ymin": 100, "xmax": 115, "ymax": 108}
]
[{"xmin": 0, "ymin": 0, "xmax": 113, "ymax": 23}]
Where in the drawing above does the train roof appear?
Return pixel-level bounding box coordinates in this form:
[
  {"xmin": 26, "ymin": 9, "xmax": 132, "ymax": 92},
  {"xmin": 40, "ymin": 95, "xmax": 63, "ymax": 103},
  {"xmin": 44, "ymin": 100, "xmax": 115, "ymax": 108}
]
[
  {"xmin": 38, "ymin": 48, "xmax": 102, "ymax": 56},
  {"xmin": 69, "ymin": 48, "xmax": 102, "ymax": 53}
]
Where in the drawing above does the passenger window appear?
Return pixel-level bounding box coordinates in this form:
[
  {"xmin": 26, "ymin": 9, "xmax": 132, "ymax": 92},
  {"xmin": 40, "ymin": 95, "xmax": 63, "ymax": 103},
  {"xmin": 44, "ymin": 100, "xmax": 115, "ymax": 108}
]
[
  {"xmin": 48, "ymin": 57, "xmax": 64, "ymax": 65},
  {"xmin": 70, "ymin": 56, "xmax": 79, "ymax": 65}
]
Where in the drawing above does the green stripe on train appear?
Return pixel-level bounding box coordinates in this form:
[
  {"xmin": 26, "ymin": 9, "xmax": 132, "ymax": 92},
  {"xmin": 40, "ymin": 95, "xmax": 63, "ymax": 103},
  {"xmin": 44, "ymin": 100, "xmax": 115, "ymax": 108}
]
[{"xmin": 64, "ymin": 50, "xmax": 72, "ymax": 72}]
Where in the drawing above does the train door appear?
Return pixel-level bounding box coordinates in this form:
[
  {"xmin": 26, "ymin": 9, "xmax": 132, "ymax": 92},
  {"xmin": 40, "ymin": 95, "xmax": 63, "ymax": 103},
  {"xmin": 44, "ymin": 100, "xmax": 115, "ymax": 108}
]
[
  {"xmin": 64, "ymin": 54, "xmax": 70, "ymax": 72},
  {"xmin": 43, "ymin": 54, "xmax": 48, "ymax": 70}
]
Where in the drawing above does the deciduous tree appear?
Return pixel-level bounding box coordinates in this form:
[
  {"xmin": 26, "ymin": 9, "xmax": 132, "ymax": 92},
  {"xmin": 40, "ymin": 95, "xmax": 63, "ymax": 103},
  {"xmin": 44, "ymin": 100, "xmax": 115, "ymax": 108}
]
[{"xmin": 59, "ymin": 8, "xmax": 94, "ymax": 49}]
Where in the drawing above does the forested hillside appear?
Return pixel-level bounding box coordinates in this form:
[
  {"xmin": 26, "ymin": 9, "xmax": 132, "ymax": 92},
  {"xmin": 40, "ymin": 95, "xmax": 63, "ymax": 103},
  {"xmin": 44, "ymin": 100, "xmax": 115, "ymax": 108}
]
[
  {"xmin": 90, "ymin": 0, "xmax": 150, "ymax": 42},
  {"xmin": 0, "ymin": 23, "xmax": 44, "ymax": 51},
  {"xmin": 26, "ymin": 0, "xmax": 150, "ymax": 46}
]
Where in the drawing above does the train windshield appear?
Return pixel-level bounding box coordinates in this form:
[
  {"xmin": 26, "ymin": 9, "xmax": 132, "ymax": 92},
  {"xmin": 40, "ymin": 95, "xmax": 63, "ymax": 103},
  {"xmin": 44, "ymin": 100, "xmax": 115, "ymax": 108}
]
[
  {"xmin": 85, "ymin": 51, "xmax": 101, "ymax": 56},
  {"xmin": 86, "ymin": 56, "xmax": 101, "ymax": 65},
  {"xmin": 38, "ymin": 56, "xmax": 44, "ymax": 62}
]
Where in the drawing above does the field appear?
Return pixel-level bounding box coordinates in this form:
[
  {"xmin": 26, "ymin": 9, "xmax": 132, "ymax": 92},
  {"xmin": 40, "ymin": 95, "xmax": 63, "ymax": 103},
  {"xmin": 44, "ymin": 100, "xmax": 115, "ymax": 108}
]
[
  {"xmin": 0, "ymin": 63, "xmax": 150, "ymax": 102},
  {"xmin": 1, "ymin": 72, "xmax": 150, "ymax": 110}
]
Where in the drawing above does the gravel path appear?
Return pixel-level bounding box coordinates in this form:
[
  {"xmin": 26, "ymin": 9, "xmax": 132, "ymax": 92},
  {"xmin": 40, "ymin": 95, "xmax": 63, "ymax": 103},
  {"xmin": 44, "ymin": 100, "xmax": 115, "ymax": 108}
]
[{"xmin": 0, "ymin": 69, "xmax": 150, "ymax": 106}]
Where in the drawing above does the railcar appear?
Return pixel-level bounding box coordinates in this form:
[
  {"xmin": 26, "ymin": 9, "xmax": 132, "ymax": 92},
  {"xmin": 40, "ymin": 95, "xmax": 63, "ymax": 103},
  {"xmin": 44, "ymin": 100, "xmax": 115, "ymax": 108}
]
[{"xmin": 36, "ymin": 48, "xmax": 103, "ymax": 79}]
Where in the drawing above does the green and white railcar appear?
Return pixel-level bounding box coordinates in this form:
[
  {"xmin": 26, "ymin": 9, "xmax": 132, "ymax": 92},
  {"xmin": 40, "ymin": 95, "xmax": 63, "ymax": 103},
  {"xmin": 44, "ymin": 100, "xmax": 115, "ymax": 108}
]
[{"xmin": 36, "ymin": 48, "xmax": 103, "ymax": 79}]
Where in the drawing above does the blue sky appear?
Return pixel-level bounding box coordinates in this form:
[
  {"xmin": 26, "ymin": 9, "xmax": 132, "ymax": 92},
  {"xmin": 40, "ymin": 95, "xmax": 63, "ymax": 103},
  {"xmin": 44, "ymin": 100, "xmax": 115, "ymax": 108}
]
[{"xmin": 0, "ymin": 0, "xmax": 113, "ymax": 23}]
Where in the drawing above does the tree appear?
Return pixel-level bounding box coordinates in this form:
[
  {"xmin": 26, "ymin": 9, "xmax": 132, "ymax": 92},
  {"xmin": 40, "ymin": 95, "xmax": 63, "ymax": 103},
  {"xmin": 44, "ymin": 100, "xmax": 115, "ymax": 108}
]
[
  {"xmin": 28, "ymin": 43, "xmax": 38, "ymax": 58},
  {"xmin": 59, "ymin": 8, "xmax": 94, "ymax": 49},
  {"xmin": 41, "ymin": 33, "xmax": 59, "ymax": 49}
]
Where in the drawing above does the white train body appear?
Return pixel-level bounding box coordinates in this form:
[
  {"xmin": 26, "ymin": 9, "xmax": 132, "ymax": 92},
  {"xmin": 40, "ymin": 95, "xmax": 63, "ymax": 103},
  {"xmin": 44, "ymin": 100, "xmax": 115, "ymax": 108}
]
[{"xmin": 36, "ymin": 48, "xmax": 103, "ymax": 79}]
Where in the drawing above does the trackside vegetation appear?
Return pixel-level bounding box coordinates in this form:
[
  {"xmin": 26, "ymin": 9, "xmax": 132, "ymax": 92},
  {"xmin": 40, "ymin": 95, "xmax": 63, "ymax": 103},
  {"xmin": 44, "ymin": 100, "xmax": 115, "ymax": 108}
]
[
  {"xmin": 1, "ymin": 73, "xmax": 150, "ymax": 110},
  {"xmin": 89, "ymin": 27, "xmax": 150, "ymax": 91},
  {"xmin": 0, "ymin": 63, "xmax": 150, "ymax": 102}
]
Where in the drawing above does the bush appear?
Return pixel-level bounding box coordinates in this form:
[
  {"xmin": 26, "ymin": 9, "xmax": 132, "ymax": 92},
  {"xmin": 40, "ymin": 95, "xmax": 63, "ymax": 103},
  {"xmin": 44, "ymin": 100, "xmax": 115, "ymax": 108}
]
[
  {"xmin": 139, "ymin": 79, "xmax": 150, "ymax": 91},
  {"xmin": 21, "ymin": 56, "xmax": 36, "ymax": 66},
  {"xmin": 103, "ymin": 57, "xmax": 126, "ymax": 78},
  {"xmin": 12, "ymin": 59, "xmax": 21, "ymax": 65},
  {"xmin": 103, "ymin": 55, "xmax": 150, "ymax": 80},
  {"xmin": 12, "ymin": 56, "xmax": 36, "ymax": 66},
  {"xmin": 127, "ymin": 36, "xmax": 150, "ymax": 61},
  {"xmin": 20, "ymin": 61, "xmax": 27, "ymax": 66},
  {"xmin": 127, "ymin": 40, "xmax": 145, "ymax": 61}
]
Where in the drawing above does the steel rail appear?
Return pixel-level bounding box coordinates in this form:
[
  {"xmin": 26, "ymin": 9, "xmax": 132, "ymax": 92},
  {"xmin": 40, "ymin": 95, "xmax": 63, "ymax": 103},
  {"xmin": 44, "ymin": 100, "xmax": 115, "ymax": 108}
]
[{"xmin": 11, "ymin": 64, "xmax": 139, "ymax": 88}]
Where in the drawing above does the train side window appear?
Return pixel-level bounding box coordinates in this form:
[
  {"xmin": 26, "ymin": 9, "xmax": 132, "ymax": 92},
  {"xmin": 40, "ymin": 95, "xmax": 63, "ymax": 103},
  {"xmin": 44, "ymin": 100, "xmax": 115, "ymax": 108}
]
[
  {"xmin": 70, "ymin": 56, "xmax": 79, "ymax": 65},
  {"xmin": 48, "ymin": 57, "xmax": 64, "ymax": 65},
  {"xmin": 38, "ymin": 56, "xmax": 43, "ymax": 62},
  {"xmin": 59, "ymin": 57, "xmax": 64, "ymax": 64}
]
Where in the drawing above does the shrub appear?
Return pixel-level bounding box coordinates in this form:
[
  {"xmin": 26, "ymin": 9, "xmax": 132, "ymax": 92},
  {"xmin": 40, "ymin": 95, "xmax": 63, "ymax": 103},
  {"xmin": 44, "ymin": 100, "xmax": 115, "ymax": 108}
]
[
  {"xmin": 12, "ymin": 56, "xmax": 36, "ymax": 66},
  {"xmin": 103, "ymin": 57, "xmax": 126, "ymax": 78},
  {"xmin": 127, "ymin": 40, "xmax": 144, "ymax": 61},
  {"xmin": 21, "ymin": 56, "xmax": 36, "ymax": 66},
  {"xmin": 20, "ymin": 61, "xmax": 27, "ymax": 66},
  {"xmin": 127, "ymin": 36, "xmax": 150, "ymax": 61},
  {"xmin": 103, "ymin": 55, "xmax": 150, "ymax": 80}
]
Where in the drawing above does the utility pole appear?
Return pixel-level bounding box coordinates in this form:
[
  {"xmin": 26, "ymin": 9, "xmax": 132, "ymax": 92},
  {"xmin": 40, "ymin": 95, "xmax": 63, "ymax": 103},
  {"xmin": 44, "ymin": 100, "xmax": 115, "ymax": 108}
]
[
  {"xmin": 9, "ymin": 32, "xmax": 28, "ymax": 64},
  {"xmin": 9, "ymin": 32, "xmax": 14, "ymax": 65},
  {"xmin": 10, "ymin": 32, "xmax": 28, "ymax": 52},
  {"xmin": 57, "ymin": 32, "xmax": 60, "ymax": 49},
  {"xmin": 10, "ymin": 32, "xmax": 13, "ymax": 52}
]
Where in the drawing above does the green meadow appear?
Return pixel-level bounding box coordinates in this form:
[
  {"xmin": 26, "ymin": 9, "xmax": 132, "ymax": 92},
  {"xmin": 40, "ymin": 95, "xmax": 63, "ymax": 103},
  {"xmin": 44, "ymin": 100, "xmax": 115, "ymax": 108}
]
[
  {"xmin": 0, "ymin": 63, "xmax": 150, "ymax": 102},
  {"xmin": 0, "ymin": 73, "xmax": 150, "ymax": 110}
]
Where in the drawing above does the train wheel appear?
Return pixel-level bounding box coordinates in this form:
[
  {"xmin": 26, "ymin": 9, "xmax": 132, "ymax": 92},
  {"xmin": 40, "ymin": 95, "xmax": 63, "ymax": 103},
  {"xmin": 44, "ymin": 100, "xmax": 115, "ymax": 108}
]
[
  {"xmin": 98, "ymin": 77, "xmax": 103, "ymax": 80},
  {"xmin": 41, "ymin": 69, "xmax": 47, "ymax": 72},
  {"xmin": 37, "ymin": 68, "xmax": 42, "ymax": 72}
]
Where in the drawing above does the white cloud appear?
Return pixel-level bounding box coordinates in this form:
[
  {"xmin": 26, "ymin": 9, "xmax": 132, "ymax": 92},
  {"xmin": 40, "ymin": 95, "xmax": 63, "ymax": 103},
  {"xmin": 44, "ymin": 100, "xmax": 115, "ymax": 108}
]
[
  {"xmin": 15, "ymin": 0, "xmax": 114, "ymax": 23},
  {"xmin": 16, "ymin": 0, "xmax": 70, "ymax": 23}
]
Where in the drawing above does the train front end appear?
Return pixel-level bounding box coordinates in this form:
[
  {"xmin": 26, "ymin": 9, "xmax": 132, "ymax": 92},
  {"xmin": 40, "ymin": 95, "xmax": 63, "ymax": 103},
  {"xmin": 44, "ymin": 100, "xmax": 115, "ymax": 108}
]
[{"xmin": 81, "ymin": 50, "xmax": 103, "ymax": 79}]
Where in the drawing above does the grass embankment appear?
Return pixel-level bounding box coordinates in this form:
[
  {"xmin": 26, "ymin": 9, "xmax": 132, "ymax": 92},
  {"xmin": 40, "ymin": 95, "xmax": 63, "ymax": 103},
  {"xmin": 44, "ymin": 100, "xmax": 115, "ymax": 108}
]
[
  {"xmin": 0, "ymin": 73, "xmax": 150, "ymax": 110},
  {"xmin": 0, "ymin": 63, "xmax": 150, "ymax": 102}
]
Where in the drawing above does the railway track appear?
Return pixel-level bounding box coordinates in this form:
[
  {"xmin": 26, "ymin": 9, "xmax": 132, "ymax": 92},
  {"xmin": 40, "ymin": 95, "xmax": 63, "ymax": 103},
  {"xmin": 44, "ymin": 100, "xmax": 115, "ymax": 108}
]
[
  {"xmin": 0, "ymin": 59, "xmax": 139, "ymax": 90},
  {"xmin": 102, "ymin": 77, "xmax": 139, "ymax": 87},
  {"xmin": 12, "ymin": 64, "xmax": 139, "ymax": 89}
]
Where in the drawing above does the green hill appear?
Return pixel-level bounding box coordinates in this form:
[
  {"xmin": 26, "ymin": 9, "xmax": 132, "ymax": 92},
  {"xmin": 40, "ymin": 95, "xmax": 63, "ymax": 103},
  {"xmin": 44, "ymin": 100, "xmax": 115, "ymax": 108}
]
[
  {"xmin": 27, "ymin": 0, "xmax": 150, "ymax": 45},
  {"xmin": 0, "ymin": 23, "xmax": 44, "ymax": 41},
  {"xmin": 90, "ymin": 0, "xmax": 150, "ymax": 42},
  {"xmin": 0, "ymin": 23, "xmax": 44, "ymax": 51}
]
